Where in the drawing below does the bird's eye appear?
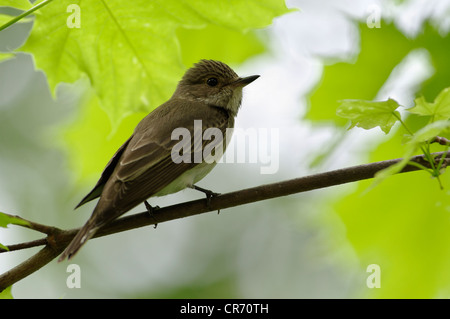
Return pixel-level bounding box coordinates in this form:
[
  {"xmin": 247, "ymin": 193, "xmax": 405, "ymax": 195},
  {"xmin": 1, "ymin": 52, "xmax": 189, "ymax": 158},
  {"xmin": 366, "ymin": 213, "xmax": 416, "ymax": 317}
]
[{"xmin": 206, "ymin": 77, "xmax": 218, "ymax": 87}]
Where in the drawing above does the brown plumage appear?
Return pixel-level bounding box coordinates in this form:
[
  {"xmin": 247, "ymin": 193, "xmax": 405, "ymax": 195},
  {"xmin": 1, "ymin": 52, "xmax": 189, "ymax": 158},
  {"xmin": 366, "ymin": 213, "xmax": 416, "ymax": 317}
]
[{"xmin": 58, "ymin": 60, "xmax": 259, "ymax": 261}]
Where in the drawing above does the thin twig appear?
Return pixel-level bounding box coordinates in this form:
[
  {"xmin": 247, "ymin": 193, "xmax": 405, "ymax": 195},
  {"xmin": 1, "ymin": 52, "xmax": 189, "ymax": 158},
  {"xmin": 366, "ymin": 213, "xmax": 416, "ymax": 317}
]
[
  {"xmin": 431, "ymin": 136, "xmax": 450, "ymax": 146},
  {"xmin": 3, "ymin": 213, "xmax": 62, "ymax": 235},
  {"xmin": 0, "ymin": 238, "xmax": 48, "ymax": 253}
]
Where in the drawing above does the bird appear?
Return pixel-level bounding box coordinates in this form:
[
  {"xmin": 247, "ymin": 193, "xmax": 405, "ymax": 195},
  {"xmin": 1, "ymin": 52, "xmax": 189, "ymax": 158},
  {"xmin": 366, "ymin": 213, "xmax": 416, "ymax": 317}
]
[{"xmin": 58, "ymin": 59, "xmax": 259, "ymax": 261}]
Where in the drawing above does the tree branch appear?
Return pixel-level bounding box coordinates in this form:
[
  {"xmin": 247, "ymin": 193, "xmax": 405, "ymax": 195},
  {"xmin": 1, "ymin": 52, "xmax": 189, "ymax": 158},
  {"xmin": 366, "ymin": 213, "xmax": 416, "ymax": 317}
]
[{"xmin": 1, "ymin": 151, "xmax": 449, "ymax": 291}]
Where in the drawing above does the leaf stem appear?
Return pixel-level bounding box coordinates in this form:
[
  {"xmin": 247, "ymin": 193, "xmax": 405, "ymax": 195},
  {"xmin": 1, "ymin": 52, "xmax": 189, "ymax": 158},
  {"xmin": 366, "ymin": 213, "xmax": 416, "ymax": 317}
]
[
  {"xmin": 392, "ymin": 111, "xmax": 446, "ymax": 188},
  {"xmin": 406, "ymin": 160, "xmax": 432, "ymax": 174},
  {"xmin": 0, "ymin": 0, "xmax": 55, "ymax": 32},
  {"xmin": 392, "ymin": 111, "xmax": 414, "ymax": 136},
  {"xmin": 436, "ymin": 146, "xmax": 450, "ymax": 171}
]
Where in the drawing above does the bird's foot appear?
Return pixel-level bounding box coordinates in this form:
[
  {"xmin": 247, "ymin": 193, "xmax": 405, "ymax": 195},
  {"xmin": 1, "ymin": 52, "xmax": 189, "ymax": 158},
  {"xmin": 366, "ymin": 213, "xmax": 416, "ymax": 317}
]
[
  {"xmin": 191, "ymin": 185, "xmax": 221, "ymax": 213},
  {"xmin": 144, "ymin": 201, "xmax": 160, "ymax": 229}
]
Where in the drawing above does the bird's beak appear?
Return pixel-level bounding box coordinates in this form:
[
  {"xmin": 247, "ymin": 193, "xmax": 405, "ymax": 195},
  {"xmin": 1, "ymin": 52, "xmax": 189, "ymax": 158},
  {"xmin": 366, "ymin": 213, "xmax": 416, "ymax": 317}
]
[{"xmin": 231, "ymin": 75, "xmax": 260, "ymax": 87}]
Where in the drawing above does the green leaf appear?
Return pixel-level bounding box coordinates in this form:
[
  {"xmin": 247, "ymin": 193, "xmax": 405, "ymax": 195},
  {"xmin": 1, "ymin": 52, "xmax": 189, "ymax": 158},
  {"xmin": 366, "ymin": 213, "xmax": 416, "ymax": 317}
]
[
  {"xmin": 0, "ymin": 12, "xmax": 32, "ymax": 27},
  {"xmin": 0, "ymin": 212, "xmax": 30, "ymax": 251},
  {"xmin": 308, "ymin": 23, "xmax": 412, "ymax": 124},
  {"xmin": 0, "ymin": 286, "xmax": 13, "ymax": 299},
  {"xmin": 410, "ymin": 87, "xmax": 450, "ymax": 121},
  {"xmin": 0, "ymin": 0, "xmax": 50, "ymax": 33},
  {"xmin": 411, "ymin": 120, "xmax": 450, "ymax": 144},
  {"xmin": 336, "ymin": 124, "xmax": 450, "ymax": 297},
  {"xmin": 373, "ymin": 144, "xmax": 416, "ymax": 185},
  {"xmin": 19, "ymin": 0, "xmax": 290, "ymax": 130},
  {"xmin": 0, "ymin": 52, "xmax": 13, "ymax": 61},
  {"xmin": 374, "ymin": 120, "xmax": 450, "ymax": 183},
  {"xmin": 0, "ymin": 0, "xmax": 32, "ymax": 11},
  {"xmin": 337, "ymin": 98, "xmax": 401, "ymax": 134},
  {"xmin": 47, "ymin": 0, "xmax": 289, "ymax": 180},
  {"xmin": 177, "ymin": 24, "xmax": 266, "ymax": 68},
  {"xmin": 0, "ymin": 212, "xmax": 29, "ymax": 228},
  {"xmin": 60, "ymin": 86, "xmax": 149, "ymax": 180},
  {"xmin": 308, "ymin": 22, "xmax": 450, "ymax": 125}
]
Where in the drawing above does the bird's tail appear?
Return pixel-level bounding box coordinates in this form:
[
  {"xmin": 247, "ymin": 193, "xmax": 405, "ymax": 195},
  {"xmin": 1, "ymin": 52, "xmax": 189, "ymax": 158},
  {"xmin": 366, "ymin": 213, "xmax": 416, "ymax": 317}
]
[{"xmin": 58, "ymin": 216, "xmax": 100, "ymax": 262}]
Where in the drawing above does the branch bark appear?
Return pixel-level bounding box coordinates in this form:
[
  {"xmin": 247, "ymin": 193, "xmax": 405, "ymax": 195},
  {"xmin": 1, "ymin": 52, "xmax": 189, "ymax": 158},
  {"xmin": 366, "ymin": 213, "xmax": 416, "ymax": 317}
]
[{"xmin": 0, "ymin": 151, "xmax": 449, "ymax": 291}]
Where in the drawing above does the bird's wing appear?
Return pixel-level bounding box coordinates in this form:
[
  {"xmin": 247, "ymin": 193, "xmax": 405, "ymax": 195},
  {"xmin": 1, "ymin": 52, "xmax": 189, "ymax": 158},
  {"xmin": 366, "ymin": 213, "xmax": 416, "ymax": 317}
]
[
  {"xmin": 75, "ymin": 136, "xmax": 133, "ymax": 209},
  {"xmin": 95, "ymin": 100, "xmax": 231, "ymax": 216}
]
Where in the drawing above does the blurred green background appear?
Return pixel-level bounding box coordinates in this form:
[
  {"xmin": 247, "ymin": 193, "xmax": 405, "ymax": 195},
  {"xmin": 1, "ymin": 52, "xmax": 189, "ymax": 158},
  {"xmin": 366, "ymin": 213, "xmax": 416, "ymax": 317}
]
[{"xmin": 1, "ymin": 0, "xmax": 450, "ymax": 298}]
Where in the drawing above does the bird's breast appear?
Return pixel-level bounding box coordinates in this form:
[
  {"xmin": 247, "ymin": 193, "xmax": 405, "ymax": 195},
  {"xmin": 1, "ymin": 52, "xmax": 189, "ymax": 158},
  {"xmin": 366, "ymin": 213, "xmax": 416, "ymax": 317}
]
[{"xmin": 153, "ymin": 162, "xmax": 216, "ymax": 197}]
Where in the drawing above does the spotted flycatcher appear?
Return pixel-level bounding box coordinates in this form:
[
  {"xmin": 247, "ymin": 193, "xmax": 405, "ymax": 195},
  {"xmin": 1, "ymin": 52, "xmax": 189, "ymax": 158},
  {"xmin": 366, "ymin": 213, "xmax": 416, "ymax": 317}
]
[{"xmin": 58, "ymin": 60, "xmax": 259, "ymax": 261}]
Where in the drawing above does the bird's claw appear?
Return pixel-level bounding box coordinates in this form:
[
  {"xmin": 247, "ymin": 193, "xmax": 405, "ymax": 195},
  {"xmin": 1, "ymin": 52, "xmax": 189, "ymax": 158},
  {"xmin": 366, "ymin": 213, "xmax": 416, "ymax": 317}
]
[
  {"xmin": 144, "ymin": 201, "xmax": 159, "ymax": 229},
  {"xmin": 192, "ymin": 185, "xmax": 220, "ymax": 212}
]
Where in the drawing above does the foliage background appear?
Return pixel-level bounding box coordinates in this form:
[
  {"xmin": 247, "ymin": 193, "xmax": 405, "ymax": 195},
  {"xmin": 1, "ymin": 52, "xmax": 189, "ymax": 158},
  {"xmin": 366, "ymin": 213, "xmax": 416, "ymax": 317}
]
[{"xmin": 1, "ymin": 0, "xmax": 450, "ymax": 298}]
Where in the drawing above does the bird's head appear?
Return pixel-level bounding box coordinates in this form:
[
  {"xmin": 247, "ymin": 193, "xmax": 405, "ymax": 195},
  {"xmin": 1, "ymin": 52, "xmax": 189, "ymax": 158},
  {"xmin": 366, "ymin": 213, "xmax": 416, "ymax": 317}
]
[{"xmin": 174, "ymin": 60, "xmax": 259, "ymax": 116}]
